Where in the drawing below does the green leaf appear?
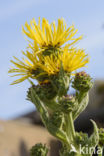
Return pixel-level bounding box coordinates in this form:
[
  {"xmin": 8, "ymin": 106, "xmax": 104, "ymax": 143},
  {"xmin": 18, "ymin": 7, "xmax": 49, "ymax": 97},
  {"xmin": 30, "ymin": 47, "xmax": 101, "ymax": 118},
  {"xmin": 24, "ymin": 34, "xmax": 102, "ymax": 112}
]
[
  {"xmin": 47, "ymin": 121, "xmax": 69, "ymax": 144},
  {"xmin": 88, "ymin": 120, "xmax": 99, "ymax": 147},
  {"xmin": 73, "ymin": 93, "xmax": 89, "ymax": 120},
  {"xmin": 29, "ymin": 87, "xmax": 49, "ymax": 124}
]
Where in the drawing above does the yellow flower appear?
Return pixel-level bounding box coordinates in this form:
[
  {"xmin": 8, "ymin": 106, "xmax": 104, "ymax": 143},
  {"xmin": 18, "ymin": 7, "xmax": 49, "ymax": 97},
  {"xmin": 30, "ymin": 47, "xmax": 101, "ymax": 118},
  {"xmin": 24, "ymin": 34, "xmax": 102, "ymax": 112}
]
[
  {"xmin": 61, "ymin": 49, "xmax": 89, "ymax": 72},
  {"xmin": 40, "ymin": 49, "xmax": 89, "ymax": 75},
  {"xmin": 9, "ymin": 48, "xmax": 89, "ymax": 84},
  {"xmin": 8, "ymin": 52, "xmax": 43, "ymax": 84},
  {"xmin": 22, "ymin": 18, "xmax": 82, "ymax": 53}
]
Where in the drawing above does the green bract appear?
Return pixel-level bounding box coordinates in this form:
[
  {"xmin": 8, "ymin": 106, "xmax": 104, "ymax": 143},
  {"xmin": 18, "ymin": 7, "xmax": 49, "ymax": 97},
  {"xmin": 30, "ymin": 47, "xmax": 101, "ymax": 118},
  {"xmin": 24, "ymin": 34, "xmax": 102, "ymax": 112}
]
[{"xmin": 30, "ymin": 143, "xmax": 48, "ymax": 156}]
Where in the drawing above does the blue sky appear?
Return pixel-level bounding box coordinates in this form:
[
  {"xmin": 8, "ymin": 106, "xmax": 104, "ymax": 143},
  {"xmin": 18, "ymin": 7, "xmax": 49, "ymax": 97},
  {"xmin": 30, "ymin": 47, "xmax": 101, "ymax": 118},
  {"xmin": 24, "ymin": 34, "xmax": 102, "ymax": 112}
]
[{"xmin": 0, "ymin": 0, "xmax": 104, "ymax": 119}]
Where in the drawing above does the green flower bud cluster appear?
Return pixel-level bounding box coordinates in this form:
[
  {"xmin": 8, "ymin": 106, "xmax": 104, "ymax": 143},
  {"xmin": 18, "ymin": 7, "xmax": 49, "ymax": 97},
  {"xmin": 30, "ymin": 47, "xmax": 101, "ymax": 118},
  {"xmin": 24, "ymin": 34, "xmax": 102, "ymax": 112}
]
[
  {"xmin": 98, "ymin": 128, "xmax": 104, "ymax": 147},
  {"xmin": 50, "ymin": 71, "xmax": 70, "ymax": 97},
  {"xmin": 27, "ymin": 71, "xmax": 102, "ymax": 156},
  {"xmin": 30, "ymin": 143, "xmax": 48, "ymax": 156},
  {"xmin": 59, "ymin": 95, "xmax": 77, "ymax": 113},
  {"xmin": 28, "ymin": 82, "xmax": 57, "ymax": 101},
  {"xmin": 75, "ymin": 132, "xmax": 89, "ymax": 147},
  {"xmin": 72, "ymin": 71, "xmax": 93, "ymax": 92}
]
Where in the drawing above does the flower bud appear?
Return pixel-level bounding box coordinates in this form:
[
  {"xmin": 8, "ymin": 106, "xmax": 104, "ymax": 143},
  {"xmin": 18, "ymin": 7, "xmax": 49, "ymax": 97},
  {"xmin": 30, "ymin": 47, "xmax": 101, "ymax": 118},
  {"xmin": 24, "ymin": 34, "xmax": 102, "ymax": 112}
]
[
  {"xmin": 59, "ymin": 95, "xmax": 76, "ymax": 113},
  {"xmin": 51, "ymin": 73, "xmax": 70, "ymax": 97},
  {"xmin": 30, "ymin": 143, "xmax": 48, "ymax": 156},
  {"xmin": 75, "ymin": 132, "xmax": 88, "ymax": 146},
  {"xmin": 98, "ymin": 128, "xmax": 104, "ymax": 147},
  {"xmin": 72, "ymin": 71, "xmax": 93, "ymax": 92},
  {"xmin": 27, "ymin": 82, "xmax": 57, "ymax": 102}
]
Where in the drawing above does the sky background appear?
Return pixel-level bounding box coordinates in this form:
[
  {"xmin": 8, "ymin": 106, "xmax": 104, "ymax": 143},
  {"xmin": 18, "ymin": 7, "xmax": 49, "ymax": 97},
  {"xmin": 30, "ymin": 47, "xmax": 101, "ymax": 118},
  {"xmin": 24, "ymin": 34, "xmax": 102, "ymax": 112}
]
[{"xmin": 0, "ymin": 0, "xmax": 104, "ymax": 119}]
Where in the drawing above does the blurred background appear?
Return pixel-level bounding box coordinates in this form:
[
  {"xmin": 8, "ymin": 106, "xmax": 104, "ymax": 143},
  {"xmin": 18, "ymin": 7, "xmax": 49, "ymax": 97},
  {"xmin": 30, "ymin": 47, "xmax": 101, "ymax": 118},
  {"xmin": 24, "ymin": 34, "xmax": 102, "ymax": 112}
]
[{"xmin": 0, "ymin": 0, "xmax": 104, "ymax": 155}]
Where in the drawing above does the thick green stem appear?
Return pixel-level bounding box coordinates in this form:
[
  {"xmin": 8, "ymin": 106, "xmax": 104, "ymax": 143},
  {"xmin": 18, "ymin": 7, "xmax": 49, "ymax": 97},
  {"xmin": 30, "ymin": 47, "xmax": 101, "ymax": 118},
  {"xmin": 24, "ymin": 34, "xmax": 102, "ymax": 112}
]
[{"xmin": 66, "ymin": 112, "xmax": 75, "ymax": 142}]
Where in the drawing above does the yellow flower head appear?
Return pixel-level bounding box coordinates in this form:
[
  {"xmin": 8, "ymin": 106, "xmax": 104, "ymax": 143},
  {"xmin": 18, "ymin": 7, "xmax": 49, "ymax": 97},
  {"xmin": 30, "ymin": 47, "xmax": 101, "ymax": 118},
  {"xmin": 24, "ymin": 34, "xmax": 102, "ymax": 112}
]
[
  {"xmin": 22, "ymin": 18, "xmax": 82, "ymax": 53},
  {"xmin": 8, "ymin": 52, "xmax": 43, "ymax": 84},
  {"xmin": 9, "ymin": 48, "xmax": 89, "ymax": 84},
  {"xmin": 40, "ymin": 49, "xmax": 89, "ymax": 75}
]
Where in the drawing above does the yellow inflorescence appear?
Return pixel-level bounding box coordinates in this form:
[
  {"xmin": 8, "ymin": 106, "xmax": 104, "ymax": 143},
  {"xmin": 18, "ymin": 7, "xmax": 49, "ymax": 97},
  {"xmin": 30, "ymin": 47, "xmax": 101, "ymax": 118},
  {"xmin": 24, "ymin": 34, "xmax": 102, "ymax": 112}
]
[
  {"xmin": 61, "ymin": 49, "xmax": 89, "ymax": 72},
  {"xmin": 9, "ymin": 18, "xmax": 89, "ymax": 84},
  {"xmin": 9, "ymin": 53, "xmax": 40, "ymax": 84},
  {"xmin": 22, "ymin": 18, "xmax": 82, "ymax": 51},
  {"xmin": 38, "ymin": 49, "xmax": 89, "ymax": 75}
]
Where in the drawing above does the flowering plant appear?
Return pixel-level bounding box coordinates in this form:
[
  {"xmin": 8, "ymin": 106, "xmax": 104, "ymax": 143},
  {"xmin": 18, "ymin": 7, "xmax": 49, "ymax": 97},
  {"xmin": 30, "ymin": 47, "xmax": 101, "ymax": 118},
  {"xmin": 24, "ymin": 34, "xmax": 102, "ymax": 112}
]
[{"xmin": 9, "ymin": 18, "xmax": 104, "ymax": 156}]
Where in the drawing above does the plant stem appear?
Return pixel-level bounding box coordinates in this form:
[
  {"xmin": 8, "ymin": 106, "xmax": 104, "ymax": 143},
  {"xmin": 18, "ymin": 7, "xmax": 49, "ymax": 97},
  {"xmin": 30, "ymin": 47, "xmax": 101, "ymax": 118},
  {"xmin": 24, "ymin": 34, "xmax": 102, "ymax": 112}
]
[{"xmin": 66, "ymin": 112, "xmax": 75, "ymax": 142}]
